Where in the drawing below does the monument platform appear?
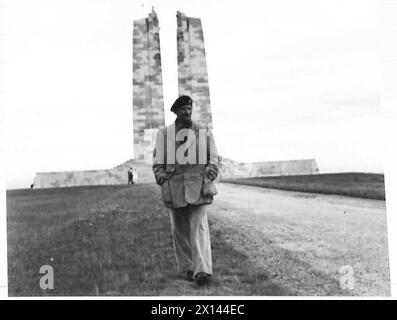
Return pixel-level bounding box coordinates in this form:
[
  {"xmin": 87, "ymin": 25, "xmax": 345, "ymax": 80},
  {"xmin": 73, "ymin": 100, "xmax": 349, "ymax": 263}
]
[{"xmin": 33, "ymin": 159, "xmax": 155, "ymax": 188}]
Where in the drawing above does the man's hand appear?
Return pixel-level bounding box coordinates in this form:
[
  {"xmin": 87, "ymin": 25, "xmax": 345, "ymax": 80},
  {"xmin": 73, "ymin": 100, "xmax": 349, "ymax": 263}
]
[
  {"xmin": 157, "ymin": 173, "xmax": 168, "ymax": 185},
  {"xmin": 205, "ymin": 167, "xmax": 217, "ymax": 181}
]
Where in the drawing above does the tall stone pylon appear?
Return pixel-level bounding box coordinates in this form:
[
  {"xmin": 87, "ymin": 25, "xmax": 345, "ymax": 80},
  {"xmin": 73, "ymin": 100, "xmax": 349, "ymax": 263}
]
[
  {"xmin": 176, "ymin": 11, "xmax": 213, "ymax": 128},
  {"xmin": 133, "ymin": 8, "xmax": 165, "ymax": 161}
]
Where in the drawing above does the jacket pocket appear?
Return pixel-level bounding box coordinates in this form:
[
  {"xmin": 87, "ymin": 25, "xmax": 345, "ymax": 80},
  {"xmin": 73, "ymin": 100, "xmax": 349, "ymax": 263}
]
[
  {"xmin": 161, "ymin": 180, "xmax": 172, "ymax": 203},
  {"xmin": 184, "ymin": 173, "xmax": 203, "ymax": 204},
  {"xmin": 202, "ymin": 175, "xmax": 218, "ymax": 197}
]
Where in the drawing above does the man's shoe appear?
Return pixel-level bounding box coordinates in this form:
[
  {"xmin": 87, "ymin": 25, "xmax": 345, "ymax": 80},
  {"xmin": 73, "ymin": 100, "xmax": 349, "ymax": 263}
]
[
  {"xmin": 185, "ymin": 271, "xmax": 194, "ymax": 282},
  {"xmin": 195, "ymin": 273, "xmax": 210, "ymax": 286}
]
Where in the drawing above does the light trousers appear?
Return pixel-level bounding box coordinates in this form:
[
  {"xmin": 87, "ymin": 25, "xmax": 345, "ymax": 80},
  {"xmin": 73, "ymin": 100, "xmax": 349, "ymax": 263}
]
[{"xmin": 169, "ymin": 204, "xmax": 212, "ymax": 277}]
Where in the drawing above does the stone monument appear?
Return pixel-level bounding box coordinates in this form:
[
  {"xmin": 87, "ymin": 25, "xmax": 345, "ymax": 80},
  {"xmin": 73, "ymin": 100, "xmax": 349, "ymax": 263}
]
[
  {"xmin": 133, "ymin": 8, "xmax": 165, "ymax": 161},
  {"xmin": 33, "ymin": 9, "xmax": 319, "ymax": 188},
  {"xmin": 176, "ymin": 11, "xmax": 213, "ymax": 128}
]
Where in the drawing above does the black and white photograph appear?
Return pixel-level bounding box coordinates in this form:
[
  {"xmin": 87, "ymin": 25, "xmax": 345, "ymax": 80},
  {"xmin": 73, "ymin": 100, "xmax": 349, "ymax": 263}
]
[{"xmin": 1, "ymin": 0, "xmax": 397, "ymax": 300}]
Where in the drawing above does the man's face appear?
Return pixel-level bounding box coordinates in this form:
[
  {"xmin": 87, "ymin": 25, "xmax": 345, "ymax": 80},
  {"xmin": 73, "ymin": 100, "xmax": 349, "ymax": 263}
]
[{"xmin": 174, "ymin": 104, "xmax": 192, "ymax": 120}]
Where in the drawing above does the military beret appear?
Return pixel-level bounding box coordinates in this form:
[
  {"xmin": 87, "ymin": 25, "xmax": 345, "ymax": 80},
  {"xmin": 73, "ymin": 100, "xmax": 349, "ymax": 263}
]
[{"xmin": 170, "ymin": 95, "xmax": 193, "ymax": 112}]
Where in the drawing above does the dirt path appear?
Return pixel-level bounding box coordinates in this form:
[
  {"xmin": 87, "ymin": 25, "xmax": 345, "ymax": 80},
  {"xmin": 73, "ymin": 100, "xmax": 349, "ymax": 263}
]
[{"xmin": 208, "ymin": 183, "xmax": 390, "ymax": 296}]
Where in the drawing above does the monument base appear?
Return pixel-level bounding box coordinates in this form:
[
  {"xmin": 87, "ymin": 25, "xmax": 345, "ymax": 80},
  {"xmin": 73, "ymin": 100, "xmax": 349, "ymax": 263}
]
[
  {"xmin": 218, "ymin": 157, "xmax": 319, "ymax": 179},
  {"xmin": 33, "ymin": 157, "xmax": 319, "ymax": 189},
  {"xmin": 33, "ymin": 159, "xmax": 155, "ymax": 189}
]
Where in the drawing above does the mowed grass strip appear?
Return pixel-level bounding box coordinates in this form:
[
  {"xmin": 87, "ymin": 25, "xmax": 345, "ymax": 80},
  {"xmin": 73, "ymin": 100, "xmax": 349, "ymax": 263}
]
[
  {"xmin": 7, "ymin": 184, "xmax": 288, "ymax": 296},
  {"xmin": 222, "ymin": 173, "xmax": 385, "ymax": 200}
]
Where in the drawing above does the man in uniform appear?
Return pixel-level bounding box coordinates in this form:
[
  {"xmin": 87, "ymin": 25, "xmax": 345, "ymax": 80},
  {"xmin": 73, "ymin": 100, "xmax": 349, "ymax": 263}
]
[{"xmin": 152, "ymin": 95, "xmax": 219, "ymax": 286}]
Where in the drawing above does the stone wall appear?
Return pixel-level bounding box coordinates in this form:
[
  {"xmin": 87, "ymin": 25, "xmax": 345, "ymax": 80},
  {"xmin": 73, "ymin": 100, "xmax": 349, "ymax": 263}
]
[
  {"xmin": 133, "ymin": 8, "xmax": 165, "ymax": 161},
  {"xmin": 176, "ymin": 11, "xmax": 213, "ymax": 128},
  {"xmin": 34, "ymin": 168, "xmax": 130, "ymax": 189},
  {"xmin": 219, "ymin": 158, "xmax": 319, "ymax": 179},
  {"xmin": 34, "ymin": 159, "xmax": 155, "ymax": 188},
  {"xmin": 33, "ymin": 157, "xmax": 319, "ymax": 188}
]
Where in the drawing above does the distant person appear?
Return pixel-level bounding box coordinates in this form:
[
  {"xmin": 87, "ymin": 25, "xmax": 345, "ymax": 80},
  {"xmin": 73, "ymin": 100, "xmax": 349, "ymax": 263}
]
[
  {"xmin": 128, "ymin": 168, "xmax": 134, "ymax": 184},
  {"xmin": 152, "ymin": 95, "xmax": 219, "ymax": 286},
  {"xmin": 30, "ymin": 183, "xmax": 34, "ymax": 189}
]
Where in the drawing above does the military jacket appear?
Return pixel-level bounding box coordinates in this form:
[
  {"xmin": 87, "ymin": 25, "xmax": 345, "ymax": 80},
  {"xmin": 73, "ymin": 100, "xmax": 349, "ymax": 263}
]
[{"xmin": 152, "ymin": 121, "xmax": 219, "ymax": 208}]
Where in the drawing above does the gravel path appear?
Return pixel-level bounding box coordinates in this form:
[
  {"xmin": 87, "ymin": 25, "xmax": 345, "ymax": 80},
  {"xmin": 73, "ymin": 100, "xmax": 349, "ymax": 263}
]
[{"xmin": 208, "ymin": 183, "xmax": 390, "ymax": 296}]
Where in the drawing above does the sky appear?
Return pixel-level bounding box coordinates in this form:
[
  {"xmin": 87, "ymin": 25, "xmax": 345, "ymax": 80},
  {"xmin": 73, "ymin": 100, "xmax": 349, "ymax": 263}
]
[{"xmin": 2, "ymin": 0, "xmax": 386, "ymax": 189}]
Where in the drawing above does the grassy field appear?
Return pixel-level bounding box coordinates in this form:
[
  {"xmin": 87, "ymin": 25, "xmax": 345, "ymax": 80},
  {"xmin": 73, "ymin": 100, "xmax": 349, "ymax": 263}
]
[
  {"xmin": 222, "ymin": 173, "xmax": 385, "ymax": 200},
  {"xmin": 7, "ymin": 184, "xmax": 288, "ymax": 296}
]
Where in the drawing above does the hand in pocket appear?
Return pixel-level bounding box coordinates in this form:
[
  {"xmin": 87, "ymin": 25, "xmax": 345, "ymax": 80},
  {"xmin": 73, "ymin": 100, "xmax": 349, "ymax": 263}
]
[{"xmin": 202, "ymin": 175, "xmax": 218, "ymax": 197}]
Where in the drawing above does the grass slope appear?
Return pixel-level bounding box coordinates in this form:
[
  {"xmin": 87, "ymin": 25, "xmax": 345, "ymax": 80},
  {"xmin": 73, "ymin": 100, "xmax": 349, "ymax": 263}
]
[
  {"xmin": 222, "ymin": 173, "xmax": 385, "ymax": 200},
  {"xmin": 7, "ymin": 185, "xmax": 288, "ymax": 296}
]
